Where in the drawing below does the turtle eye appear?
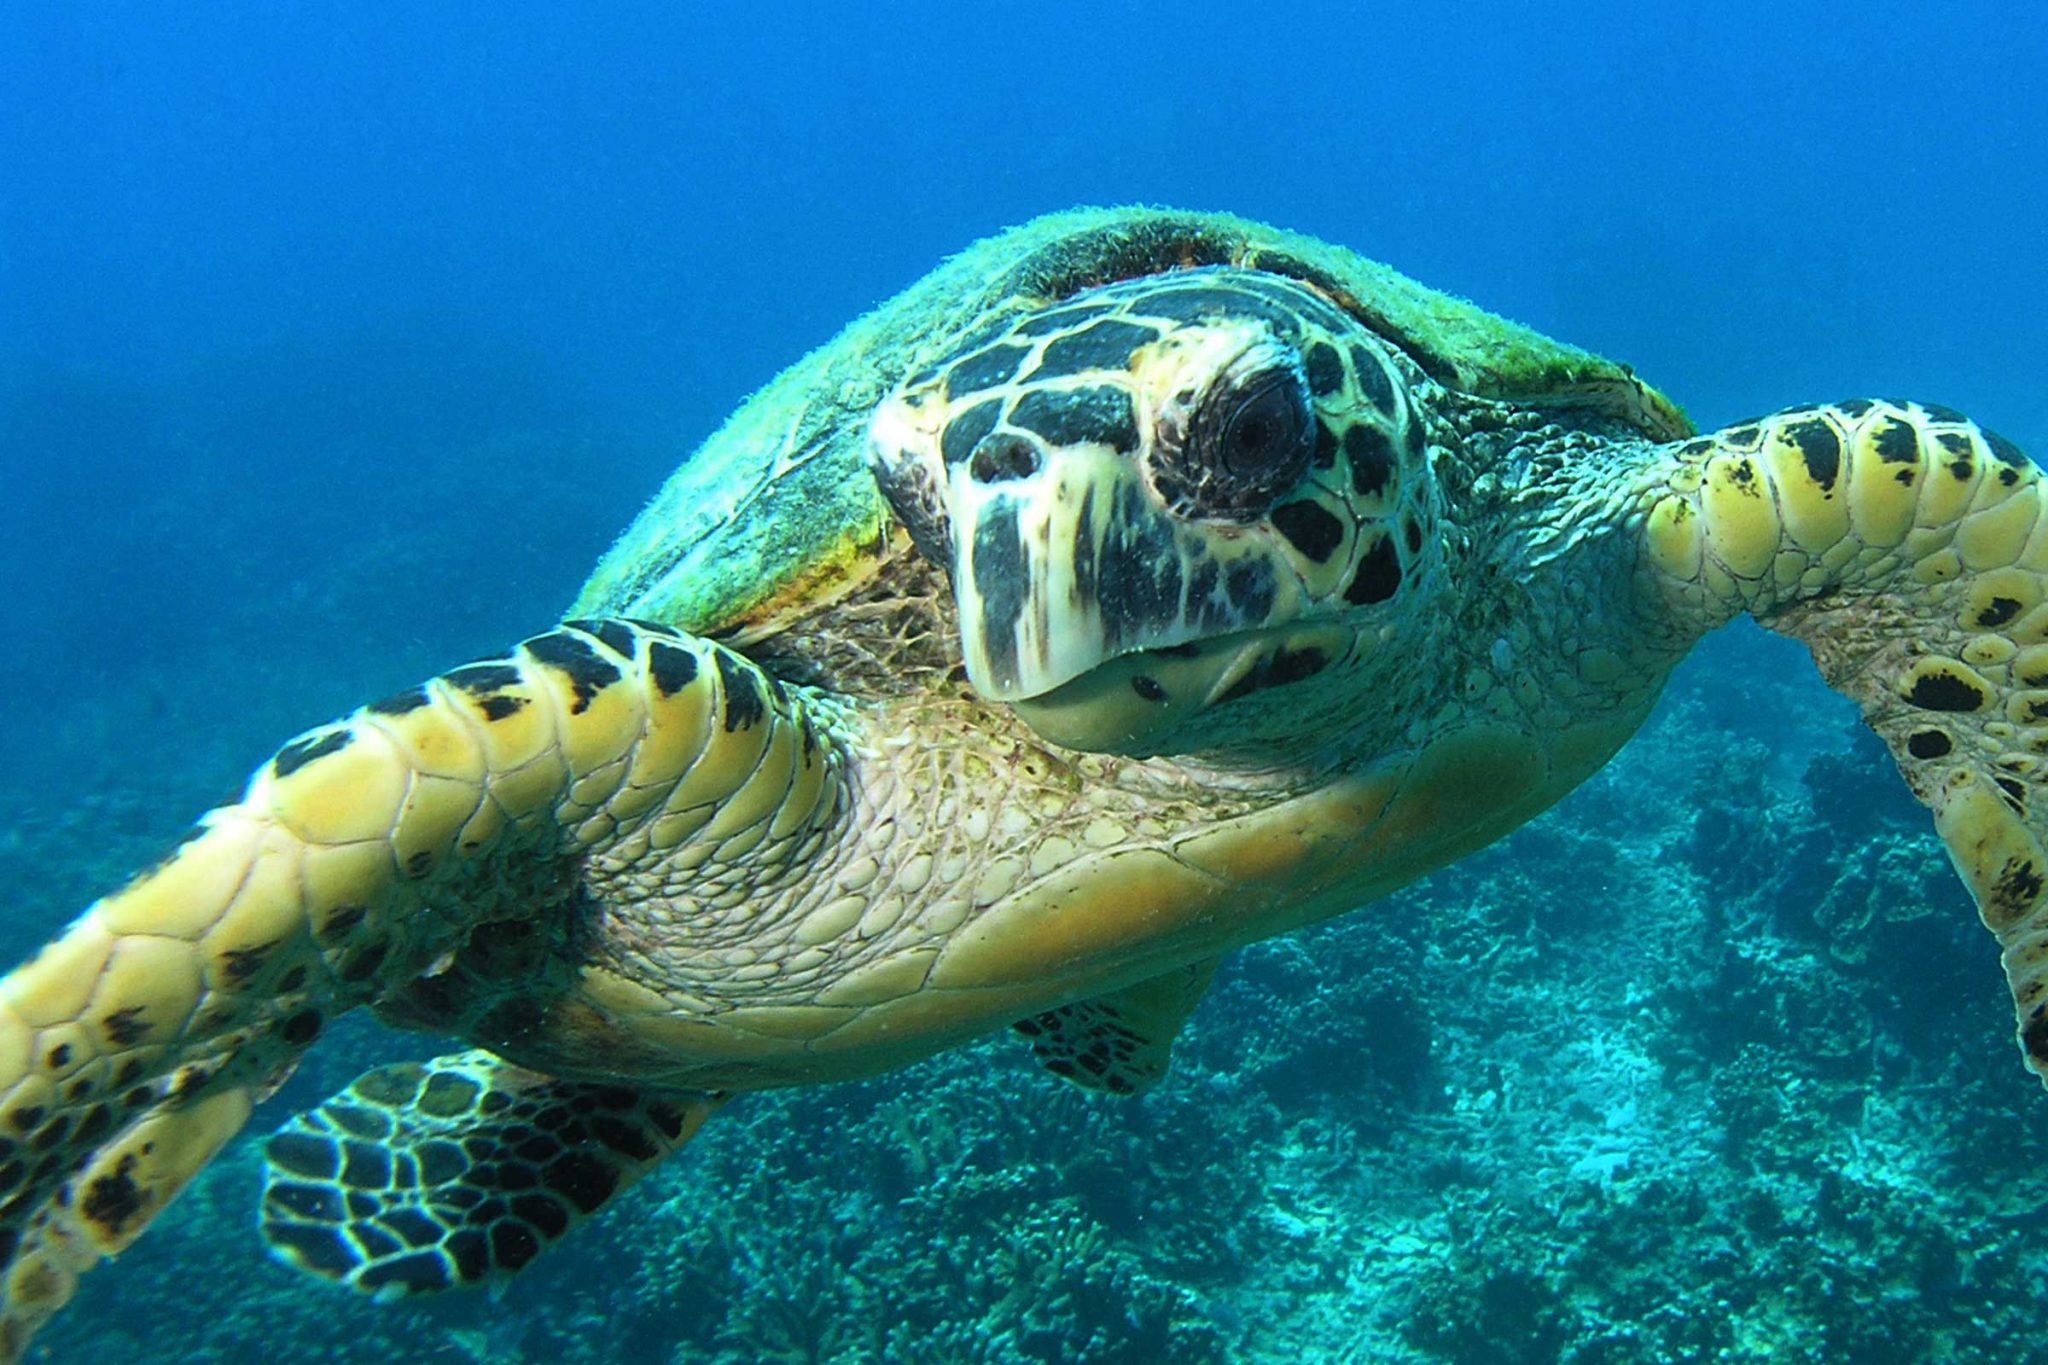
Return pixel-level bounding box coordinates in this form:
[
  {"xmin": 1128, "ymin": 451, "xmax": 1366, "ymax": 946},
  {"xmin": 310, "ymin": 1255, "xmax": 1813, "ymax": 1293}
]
[{"xmin": 1190, "ymin": 367, "xmax": 1313, "ymax": 511}]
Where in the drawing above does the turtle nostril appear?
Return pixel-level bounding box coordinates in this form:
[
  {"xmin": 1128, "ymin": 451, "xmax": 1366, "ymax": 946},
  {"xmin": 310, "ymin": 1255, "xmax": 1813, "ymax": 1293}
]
[{"xmin": 968, "ymin": 436, "xmax": 1043, "ymax": 484}]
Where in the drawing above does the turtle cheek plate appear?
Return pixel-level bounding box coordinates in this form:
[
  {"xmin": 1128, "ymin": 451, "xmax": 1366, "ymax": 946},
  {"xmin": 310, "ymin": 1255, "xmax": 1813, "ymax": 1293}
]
[{"xmin": 944, "ymin": 446, "xmax": 1307, "ymax": 702}]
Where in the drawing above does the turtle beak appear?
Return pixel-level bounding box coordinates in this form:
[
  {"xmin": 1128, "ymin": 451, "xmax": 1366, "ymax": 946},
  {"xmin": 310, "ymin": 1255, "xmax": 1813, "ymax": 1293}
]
[
  {"xmin": 1007, "ymin": 632, "xmax": 1275, "ymax": 752},
  {"xmin": 869, "ymin": 362, "xmax": 1321, "ymax": 754},
  {"xmin": 943, "ymin": 446, "xmax": 1299, "ymax": 703}
]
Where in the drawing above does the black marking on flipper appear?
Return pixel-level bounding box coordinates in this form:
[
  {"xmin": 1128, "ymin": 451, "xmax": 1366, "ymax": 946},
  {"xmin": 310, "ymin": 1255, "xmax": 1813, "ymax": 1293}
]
[
  {"xmin": 1906, "ymin": 670, "xmax": 1988, "ymax": 713},
  {"xmin": 367, "ymin": 688, "xmax": 431, "ymax": 717},
  {"xmin": 269, "ymin": 1133, "xmax": 341, "ymax": 1180},
  {"xmin": 444, "ymin": 662, "xmax": 522, "ymax": 693},
  {"xmin": 359, "ymin": 1252, "xmax": 451, "ymax": 1293},
  {"xmin": 1986, "ymin": 429, "xmax": 2035, "ymax": 472},
  {"xmin": 446, "ymin": 1228, "xmax": 492, "ymax": 1279},
  {"xmin": 542, "ymin": 1152, "xmax": 615, "ymax": 1214},
  {"xmin": 74, "ymin": 1105, "xmax": 113, "ymax": 1145},
  {"xmin": 219, "ymin": 942, "xmax": 275, "ymax": 985},
  {"xmin": 268, "ymin": 1181, "xmax": 344, "ymax": 1222},
  {"xmin": 1978, "ymin": 597, "xmax": 2025, "ymax": 628},
  {"xmin": 480, "ymin": 694, "xmax": 527, "ymax": 722},
  {"xmin": 566, "ymin": 618, "xmax": 640, "ymax": 662},
  {"xmin": 1784, "ymin": 418, "xmax": 1841, "ymax": 491},
  {"xmin": 646, "ymin": 640, "xmax": 699, "ymax": 698},
  {"xmin": 274, "ymin": 730, "xmax": 351, "ymax": 779},
  {"xmin": 490, "ymin": 1222, "xmax": 540, "ymax": 1272},
  {"xmin": 263, "ymin": 1053, "xmax": 714, "ymax": 1297},
  {"xmin": 79, "ymin": 1155, "xmax": 144, "ymax": 1239},
  {"xmin": 101, "ymin": 1008, "xmax": 148, "ymax": 1047},
  {"xmin": 1906, "ymin": 729, "xmax": 1954, "ymax": 759},
  {"xmin": 281, "ymin": 1010, "xmax": 324, "ymax": 1046},
  {"xmin": 624, "ymin": 618, "xmax": 681, "ymax": 638},
  {"xmin": 1017, "ymin": 961, "xmax": 1219, "ymax": 1096},
  {"xmin": 1872, "ymin": 418, "xmax": 1921, "ymax": 464},
  {"xmin": 523, "ymin": 632, "xmax": 622, "ymax": 715},
  {"xmin": 1995, "ymin": 859, "xmax": 2047, "ymax": 923},
  {"xmin": 714, "ymin": 651, "xmax": 765, "ymax": 732},
  {"xmin": 267, "ymin": 1221, "xmax": 360, "ymax": 1277},
  {"xmin": 443, "ymin": 662, "xmax": 529, "ymax": 722}
]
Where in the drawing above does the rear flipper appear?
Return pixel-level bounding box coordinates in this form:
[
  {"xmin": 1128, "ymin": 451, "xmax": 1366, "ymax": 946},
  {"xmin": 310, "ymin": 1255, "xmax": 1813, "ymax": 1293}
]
[
  {"xmin": 263, "ymin": 1050, "xmax": 721, "ymax": 1297},
  {"xmin": 1643, "ymin": 400, "xmax": 2048, "ymax": 1079},
  {"xmin": 1015, "ymin": 957, "xmax": 1221, "ymax": 1095}
]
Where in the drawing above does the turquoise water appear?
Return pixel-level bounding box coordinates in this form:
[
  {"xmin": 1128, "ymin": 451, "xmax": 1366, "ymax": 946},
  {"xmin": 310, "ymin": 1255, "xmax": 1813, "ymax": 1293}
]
[{"xmin": 4, "ymin": 5, "xmax": 2048, "ymax": 1361}]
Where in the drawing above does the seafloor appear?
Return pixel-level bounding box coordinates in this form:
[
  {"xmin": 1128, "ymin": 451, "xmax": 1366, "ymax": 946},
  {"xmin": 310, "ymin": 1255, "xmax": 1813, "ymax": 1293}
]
[{"xmin": 3, "ymin": 475, "xmax": 2043, "ymax": 1362}]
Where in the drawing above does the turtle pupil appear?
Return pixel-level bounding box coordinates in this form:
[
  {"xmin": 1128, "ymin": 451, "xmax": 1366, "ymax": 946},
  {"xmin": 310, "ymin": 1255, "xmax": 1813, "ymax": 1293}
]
[
  {"xmin": 1233, "ymin": 415, "xmax": 1274, "ymax": 461},
  {"xmin": 1203, "ymin": 369, "xmax": 1312, "ymax": 497}
]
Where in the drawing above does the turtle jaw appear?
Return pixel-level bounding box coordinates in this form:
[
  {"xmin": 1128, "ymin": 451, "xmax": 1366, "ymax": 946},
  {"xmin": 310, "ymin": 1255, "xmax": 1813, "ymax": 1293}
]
[
  {"xmin": 945, "ymin": 445, "xmax": 1309, "ymax": 703},
  {"xmin": 1009, "ymin": 622, "xmax": 1361, "ymax": 756},
  {"xmin": 1007, "ymin": 633, "xmax": 1275, "ymax": 754}
]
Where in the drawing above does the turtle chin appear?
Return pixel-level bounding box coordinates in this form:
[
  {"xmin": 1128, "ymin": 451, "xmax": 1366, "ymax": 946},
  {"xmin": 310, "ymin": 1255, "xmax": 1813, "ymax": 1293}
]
[{"xmin": 1009, "ymin": 633, "xmax": 1279, "ymax": 756}]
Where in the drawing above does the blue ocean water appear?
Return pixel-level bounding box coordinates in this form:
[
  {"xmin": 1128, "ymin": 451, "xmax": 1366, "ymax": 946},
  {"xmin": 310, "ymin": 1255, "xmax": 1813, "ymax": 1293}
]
[{"xmin": 3, "ymin": 4, "xmax": 2047, "ymax": 1361}]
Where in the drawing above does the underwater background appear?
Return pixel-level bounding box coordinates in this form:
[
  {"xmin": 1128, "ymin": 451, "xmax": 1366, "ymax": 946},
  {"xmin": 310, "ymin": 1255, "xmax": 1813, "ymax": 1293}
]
[{"xmin": 4, "ymin": 3, "xmax": 2048, "ymax": 1360}]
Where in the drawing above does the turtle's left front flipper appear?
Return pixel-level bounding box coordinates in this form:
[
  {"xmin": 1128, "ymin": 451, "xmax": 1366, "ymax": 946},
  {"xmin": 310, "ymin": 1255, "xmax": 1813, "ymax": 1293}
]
[
  {"xmin": 0, "ymin": 619, "xmax": 845, "ymax": 1359},
  {"xmin": 262, "ymin": 1050, "xmax": 720, "ymax": 1297},
  {"xmin": 1639, "ymin": 401, "xmax": 2048, "ymax": 1081}
]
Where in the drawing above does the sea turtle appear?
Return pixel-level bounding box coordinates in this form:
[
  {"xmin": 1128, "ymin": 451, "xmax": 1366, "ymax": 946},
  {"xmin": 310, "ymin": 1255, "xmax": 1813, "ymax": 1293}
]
[{"xmin": 1, "ymin": 205, "xmax": 2042, "ymax": 1356}]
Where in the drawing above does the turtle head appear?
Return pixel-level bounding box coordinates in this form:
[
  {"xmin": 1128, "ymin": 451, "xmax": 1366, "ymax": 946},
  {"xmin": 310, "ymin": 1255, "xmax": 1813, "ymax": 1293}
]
[{"xmin": 870, "ymin": 266, "xmax": 1438, "ymax": 755}]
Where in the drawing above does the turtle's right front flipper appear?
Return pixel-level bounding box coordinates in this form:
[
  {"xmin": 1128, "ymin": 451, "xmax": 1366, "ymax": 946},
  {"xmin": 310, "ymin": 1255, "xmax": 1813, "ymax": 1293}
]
[{"xmin": 0, "ymin": 620, "xmax": 846, "ymax": 1359}]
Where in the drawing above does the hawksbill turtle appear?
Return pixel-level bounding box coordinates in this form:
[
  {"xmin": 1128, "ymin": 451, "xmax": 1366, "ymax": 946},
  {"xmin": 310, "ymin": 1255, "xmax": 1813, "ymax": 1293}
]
[{"xmin": 0, "ymin": 206, "xmax": 2042, "ymax": 1355}]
